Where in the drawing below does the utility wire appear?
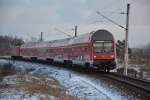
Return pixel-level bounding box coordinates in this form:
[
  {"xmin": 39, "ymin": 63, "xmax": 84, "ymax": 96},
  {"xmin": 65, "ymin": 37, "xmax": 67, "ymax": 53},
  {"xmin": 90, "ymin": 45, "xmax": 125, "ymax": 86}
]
[
  {"xmin": 54, "ymin": 28, "xmax": 72, "ymax": 38},
  {"xmin": 96, "ymin": 11, "xmax": 126, "ymax": 30},
  {"xmin": 88, "ymin": 0, "xmax": 127, "ymax": 25},
  {"xmin": 86, "ymin": 4, "xmax": 127, "ymax": 25}
]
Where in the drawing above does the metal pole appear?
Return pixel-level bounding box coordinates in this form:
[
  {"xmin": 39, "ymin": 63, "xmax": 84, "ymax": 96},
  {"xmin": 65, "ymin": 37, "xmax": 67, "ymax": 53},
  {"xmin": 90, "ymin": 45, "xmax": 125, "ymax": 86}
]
[
  {"xmin": 40, "ymin": 32, "xmax": 43, "ymax": 42},
  {"xmin": 75, "ymin": 25, "xmax": 77, "ymax": 37},
  {"xmin": 124, "ymin": 3, "xmax": 130, "ymax": 75}
]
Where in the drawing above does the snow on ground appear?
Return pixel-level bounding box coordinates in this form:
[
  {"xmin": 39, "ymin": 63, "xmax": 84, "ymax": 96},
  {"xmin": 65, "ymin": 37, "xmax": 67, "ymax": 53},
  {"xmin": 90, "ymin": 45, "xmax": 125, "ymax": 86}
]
[
  {"xmin": 0, "ymin": 59, "xmax": 135, "ymax": 100},
  {"xmin": 0, "ymin": 88, "xmax": 56, "ymax": 100}
]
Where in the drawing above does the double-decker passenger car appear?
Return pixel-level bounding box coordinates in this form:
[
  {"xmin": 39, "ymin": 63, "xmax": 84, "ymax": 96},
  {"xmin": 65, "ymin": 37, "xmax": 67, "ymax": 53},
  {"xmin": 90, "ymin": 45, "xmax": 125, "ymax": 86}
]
[{"xmin": 11, "ymin": 29, "xmax": 116, "ymax": 72}]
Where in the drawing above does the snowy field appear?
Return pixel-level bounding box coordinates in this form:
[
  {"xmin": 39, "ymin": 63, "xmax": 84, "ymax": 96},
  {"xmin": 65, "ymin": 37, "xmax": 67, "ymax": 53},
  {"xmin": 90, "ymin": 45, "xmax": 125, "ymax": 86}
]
[{"xmin": 0, "ymin": 59, "xmax": 138, "ymax": 100}]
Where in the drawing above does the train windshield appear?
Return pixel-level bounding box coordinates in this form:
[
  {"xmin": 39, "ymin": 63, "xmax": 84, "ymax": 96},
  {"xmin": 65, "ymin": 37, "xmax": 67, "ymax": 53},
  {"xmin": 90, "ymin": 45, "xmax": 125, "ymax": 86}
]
[{"xmin": 93, "ymin": 41, "xmax": 113, "ymax": 54}]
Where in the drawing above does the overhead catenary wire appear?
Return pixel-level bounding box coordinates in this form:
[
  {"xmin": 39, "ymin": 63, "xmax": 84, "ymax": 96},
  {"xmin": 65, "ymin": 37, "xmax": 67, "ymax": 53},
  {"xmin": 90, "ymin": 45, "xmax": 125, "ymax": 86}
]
[
  {"xmin": 54, "ymin": 28, "xmax": 72, "ymax": 38},
  {"xmin": 87, "ymin": 0, "xmax": 128, "ymax": 25},
  {"xmin": 96, "ymin": 11, "xmax": 126, "ymax": 30}
]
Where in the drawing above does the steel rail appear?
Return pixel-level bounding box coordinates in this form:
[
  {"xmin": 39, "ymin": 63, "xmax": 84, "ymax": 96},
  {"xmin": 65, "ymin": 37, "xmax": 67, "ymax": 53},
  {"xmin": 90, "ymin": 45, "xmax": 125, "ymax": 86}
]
[{"xmin": 104, "ymin": 72, "xmax": 150, "ymax": 96}]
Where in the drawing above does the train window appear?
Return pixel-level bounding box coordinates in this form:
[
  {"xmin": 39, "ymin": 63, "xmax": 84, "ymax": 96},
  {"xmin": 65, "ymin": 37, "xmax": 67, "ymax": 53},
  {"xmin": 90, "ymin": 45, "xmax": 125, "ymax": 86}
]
[
  {"xmin": 93, "ymin": 41, "xmax": 113, "ymax": 54},
  {"xmin": 104, "ymin": 42, "xmax": 112, "ymax": 47},
  {"xmin": 104, "ymin": 42, "xmax": 113, "ymax": 53},
  {"xmin": 83, "ymin": 48, "xmax": 87, "ymax": 52},
  {"xmin": 93, "ymin": 43, "xmax": 103, "ymax": 48}
]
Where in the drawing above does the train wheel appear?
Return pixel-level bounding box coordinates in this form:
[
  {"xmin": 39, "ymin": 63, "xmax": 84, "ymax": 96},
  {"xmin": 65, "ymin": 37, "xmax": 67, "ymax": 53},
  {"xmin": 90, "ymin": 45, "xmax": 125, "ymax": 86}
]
[
  {"xmin": 85, "ymin": 63, "xmax": 90, "ymax": 69},
  {"xmin": 106, "ymin": 69, "xmax": 110, "ymax": 73},
  {"xmin": 68, "ymin": 62, "xmax": 72, "ymax": 67},
  {"xmin": 104, "ymin": 68, "xmax": 110, "ymax": 73},
  {"xmin": 66, "ymin": 60, "xmax": 72, "ymax": 67},
  {"xmin": 63, "ymin": 60, "xmax": 68, "ymax": 67}
]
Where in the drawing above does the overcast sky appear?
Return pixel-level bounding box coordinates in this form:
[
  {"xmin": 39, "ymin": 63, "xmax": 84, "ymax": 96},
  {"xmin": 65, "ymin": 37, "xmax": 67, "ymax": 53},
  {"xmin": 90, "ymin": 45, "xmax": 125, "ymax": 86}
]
[{"xmin": 0, "ymin": 0, "xmax": 150, "ymax": 47}]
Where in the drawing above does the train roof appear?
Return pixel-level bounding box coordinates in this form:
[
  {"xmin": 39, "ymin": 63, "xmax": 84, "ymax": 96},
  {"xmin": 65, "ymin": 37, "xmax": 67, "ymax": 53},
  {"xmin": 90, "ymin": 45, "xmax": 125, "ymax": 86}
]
[
  {"xmin": 21, "ymin": 29, "xmax": 114, "ymax": 48},
  {"xmin": 92, "ymin": 29, "xmax": 114, "ymax": 41},
  {"xmin": 21, "ymin": 41, "xmax": 50, "ymax": 48}
]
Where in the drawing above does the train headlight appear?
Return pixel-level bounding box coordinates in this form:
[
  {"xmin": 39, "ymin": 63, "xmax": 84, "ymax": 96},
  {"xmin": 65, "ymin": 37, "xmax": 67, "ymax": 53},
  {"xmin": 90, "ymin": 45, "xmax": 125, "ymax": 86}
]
[
  {"xmin": 94, "ymin": 56, "xmax": 96, "ymax": 58},
  {"xmin": 111, "ymin": 55, "xmax": 114, "ymax": 58}
]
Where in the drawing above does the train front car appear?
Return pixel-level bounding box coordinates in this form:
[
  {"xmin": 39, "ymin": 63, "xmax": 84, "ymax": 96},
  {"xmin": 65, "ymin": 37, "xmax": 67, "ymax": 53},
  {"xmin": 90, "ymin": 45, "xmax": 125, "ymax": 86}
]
[{"xmin": 91, "ymin": 30, "xmax": 116, "ymax": 72}]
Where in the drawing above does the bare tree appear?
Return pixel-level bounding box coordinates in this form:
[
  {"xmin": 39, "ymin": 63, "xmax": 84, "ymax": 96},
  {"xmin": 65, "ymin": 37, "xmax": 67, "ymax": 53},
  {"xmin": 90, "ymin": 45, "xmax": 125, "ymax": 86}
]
[{"xmin": 0, "ymin": 35, "xmax": 24, "ymax": 55}]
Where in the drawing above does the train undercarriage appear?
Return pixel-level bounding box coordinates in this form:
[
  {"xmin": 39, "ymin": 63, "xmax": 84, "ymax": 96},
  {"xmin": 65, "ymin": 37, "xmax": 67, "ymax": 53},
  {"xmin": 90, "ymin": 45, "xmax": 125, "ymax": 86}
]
[{"xmin": 11, "ymin": 56, "xmax": 116, "ymax": 72}]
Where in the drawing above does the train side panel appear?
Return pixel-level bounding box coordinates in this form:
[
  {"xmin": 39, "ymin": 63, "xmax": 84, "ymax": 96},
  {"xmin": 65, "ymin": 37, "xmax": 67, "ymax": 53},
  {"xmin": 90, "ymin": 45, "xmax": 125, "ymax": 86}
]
[
  {"xmin": 11, "ymin": 46, "xmax": 20, "ymax": 56},
  {"xmin": 13, "ymin": 29, "xmax": 116, "ymax": 72},
  {"xmin": 68, "ymin": 43, "xmax": 90, "ymax": 66}
]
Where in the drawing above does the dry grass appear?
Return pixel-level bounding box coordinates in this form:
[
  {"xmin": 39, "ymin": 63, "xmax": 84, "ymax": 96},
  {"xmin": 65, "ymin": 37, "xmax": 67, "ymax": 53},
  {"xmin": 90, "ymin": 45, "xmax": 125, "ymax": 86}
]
[
  {"xmin": 0, "ymin": 63, "xmax": 24, "ymax": 82},
  {"xmin": 16, "ymin": 74, "xmax": 78, "ymax": 100},
  {"xmin": 117, "ymin": 68, "xmax": 137, "ymax": 77},
  {"xmin": 0, "ymin": 63, "xmax": 17, "ymax": 81},
  {"xmin": 0, "ymin": 63, "xmax": 16, "ymax": 74},
  {"xmin": 0, "ymin": 63, "xmax": 78, "ymax": 99}
]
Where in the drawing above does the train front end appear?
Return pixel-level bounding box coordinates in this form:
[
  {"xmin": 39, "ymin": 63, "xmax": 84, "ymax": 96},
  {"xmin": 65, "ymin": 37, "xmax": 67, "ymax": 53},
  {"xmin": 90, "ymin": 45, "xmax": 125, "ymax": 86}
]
[{"xmin": 91, "ymin": 30, "xmax": 116, "ymax": 72}]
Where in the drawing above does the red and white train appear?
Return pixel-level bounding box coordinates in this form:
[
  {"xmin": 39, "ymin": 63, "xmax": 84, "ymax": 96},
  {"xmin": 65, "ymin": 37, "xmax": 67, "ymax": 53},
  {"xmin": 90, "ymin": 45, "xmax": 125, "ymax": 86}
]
[{"xmin": 11, "ymin": 29, "xmax": 116, "ymax": 72}]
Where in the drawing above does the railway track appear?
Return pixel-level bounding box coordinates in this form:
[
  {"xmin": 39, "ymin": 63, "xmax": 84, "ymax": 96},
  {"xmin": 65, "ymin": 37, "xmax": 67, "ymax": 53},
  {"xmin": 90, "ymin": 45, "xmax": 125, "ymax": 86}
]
[
  {"xmin": 103, "ymin": 72, "xmax": 150, "ymax": 96},
  {"xmin": 1, "ymin": 57, "xmax": 150, "ymax": 97}
]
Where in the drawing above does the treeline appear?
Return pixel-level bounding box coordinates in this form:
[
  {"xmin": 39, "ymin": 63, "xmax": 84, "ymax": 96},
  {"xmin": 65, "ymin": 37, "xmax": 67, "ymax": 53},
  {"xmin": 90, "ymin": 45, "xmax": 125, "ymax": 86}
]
[
  {"xmin": 130, "ymin": 43, "xmax": 150, "ymax": 69},
  {"xmin": 0, "ymin": 35, "xmax": 24, "ymax": 55},
  {"xmin": 116, "ymin": 40, "xmax": 132, "ymax": 63},
  {"xmin": 116, "ymin": 40, "xmax": 150, "ymax": 69}
]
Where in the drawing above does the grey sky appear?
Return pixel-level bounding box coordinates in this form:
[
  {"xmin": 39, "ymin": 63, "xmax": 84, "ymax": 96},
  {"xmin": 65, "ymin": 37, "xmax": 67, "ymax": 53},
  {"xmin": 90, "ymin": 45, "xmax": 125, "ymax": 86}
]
[{"xmin": 0, "ymin": 0, "xmax": 150, "ymax": 47}]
